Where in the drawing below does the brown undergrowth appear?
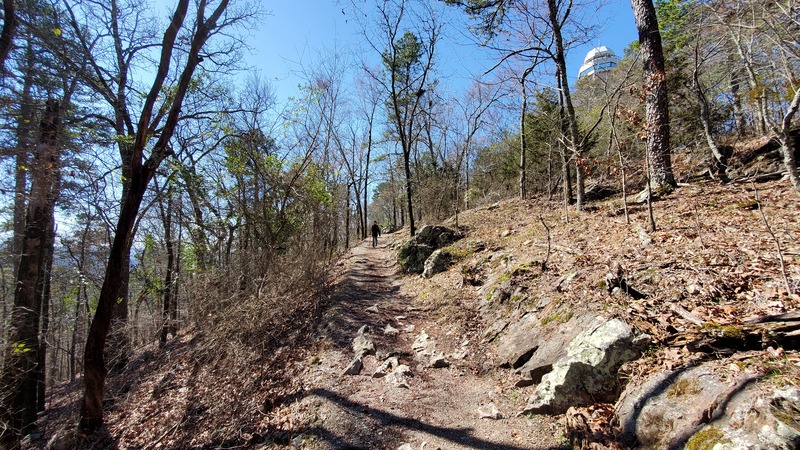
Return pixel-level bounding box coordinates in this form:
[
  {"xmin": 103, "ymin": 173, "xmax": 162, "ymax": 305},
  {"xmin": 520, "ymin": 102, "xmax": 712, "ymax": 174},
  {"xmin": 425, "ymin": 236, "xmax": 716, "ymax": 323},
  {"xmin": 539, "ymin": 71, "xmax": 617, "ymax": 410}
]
[{"xmin": 34, "ymin": 177, "xmax": 799, "ymax": 449}]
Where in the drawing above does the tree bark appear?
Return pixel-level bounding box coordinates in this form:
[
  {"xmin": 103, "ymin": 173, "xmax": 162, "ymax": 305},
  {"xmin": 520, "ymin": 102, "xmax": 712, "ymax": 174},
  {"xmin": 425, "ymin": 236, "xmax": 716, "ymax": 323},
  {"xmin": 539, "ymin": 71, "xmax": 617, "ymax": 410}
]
[
  {"xmin": 80, "ymin": 0, "xmax": 229, "ymax": 430},
  {"xmin": 13, "ymin": 41, "xmax": 36, "ymax": 270},
  {"xmin": 158, "ymin": 181, "xmax": 175, "ymax": 344},
  {"xmin": 631, "ymin": 0, "xmax": 676, "ymax": 192},
  {"xmin": 0, "ymin": 0, "xmax": 17, "ymax": 73},
  {"xmin": 692, "ymin": 58, "xmax": 730, "ymax": 183},
  {"xmin": 778, "ymin": 86, "xmax": 800, "ymax": 193},
  {"xmin": 728, "ymin": 59, "xmax": 746, "ymax": 136},
  {"xmin": 1, "ymin": 99, "xmax": 60, "ymax": 445},
  {"xmin": 519, "ymin": 69, "xmax": 530, "ymax": 199},
  {"xmin": 547, "ymin": 0, "xmax": 584, "ymax": 209}
]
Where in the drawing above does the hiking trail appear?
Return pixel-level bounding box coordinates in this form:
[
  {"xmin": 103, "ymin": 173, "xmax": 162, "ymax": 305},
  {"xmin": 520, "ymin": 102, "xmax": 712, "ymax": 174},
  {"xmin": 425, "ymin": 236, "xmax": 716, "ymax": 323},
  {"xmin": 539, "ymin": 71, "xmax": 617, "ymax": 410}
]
[{"xmin": 287, "ymin": 235, "xmax": 564, "ymax": 450}]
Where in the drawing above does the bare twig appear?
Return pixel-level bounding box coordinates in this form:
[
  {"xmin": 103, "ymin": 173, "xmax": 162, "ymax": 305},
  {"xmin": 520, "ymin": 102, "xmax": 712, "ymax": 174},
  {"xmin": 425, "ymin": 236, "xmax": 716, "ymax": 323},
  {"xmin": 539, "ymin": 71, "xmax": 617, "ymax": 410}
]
[
  {"xmin": 539, "ymin": 216, "xmax": 551, "ymax": 271},
  {"xmin": 753, "ymin": 185, "xmax": 792, "ymax": 294},
  {"xmin": 693, "ymin": 204, "xmax": 706, "ymax": 249},
  {"xmin": 645, "ymin": 156, "xmax": 656, "ymax": 232}
]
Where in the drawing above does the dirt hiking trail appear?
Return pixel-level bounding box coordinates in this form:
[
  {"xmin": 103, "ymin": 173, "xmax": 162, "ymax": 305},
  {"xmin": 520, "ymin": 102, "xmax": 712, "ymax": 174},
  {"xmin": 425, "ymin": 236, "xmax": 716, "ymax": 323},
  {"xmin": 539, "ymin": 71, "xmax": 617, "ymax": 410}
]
[{"xmin": 287, "ymin": 234, "xmax": 565, "ymax": 450}]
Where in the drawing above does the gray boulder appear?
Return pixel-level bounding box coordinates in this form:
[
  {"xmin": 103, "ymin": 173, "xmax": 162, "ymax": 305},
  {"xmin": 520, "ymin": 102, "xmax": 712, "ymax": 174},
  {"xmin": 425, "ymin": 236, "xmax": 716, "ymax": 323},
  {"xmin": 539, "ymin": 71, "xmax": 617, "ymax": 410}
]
[
  {"xmin": 497, "ymin": 311, "xmax": 594, "ymax": 374},
  {"xmin": 411, "ymin": 330, "xmax": 450, "ymax": 368},
  {"xmin": 521, "ymin": 317, "xmax": 649, "ymax": 415},
  {"xmin": 397, "ymin": 243, "xmax": 434, "ymax": 274},
  {"xmin": 414, "ymin": 225, "xmax": 463, "ymax": 248},
  {"xmin": 617, "ymin": 361, "xmax": 800, "ymax": 449},
  {"xmin": 398, "ymin": 225, "xmax": 462, "ymax": 273},
  {"xmin": 422, "ymin": 249, "xmax": 452, "ymax": 278}
]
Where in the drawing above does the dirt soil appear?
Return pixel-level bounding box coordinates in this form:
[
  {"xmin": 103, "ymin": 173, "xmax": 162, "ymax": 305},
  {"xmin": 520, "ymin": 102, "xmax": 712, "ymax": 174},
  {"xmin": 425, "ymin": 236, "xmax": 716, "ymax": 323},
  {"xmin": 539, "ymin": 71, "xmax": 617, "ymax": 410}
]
[
  {"xmin": 279, "ymin": 239, "xmax": 565, "ymax": 450},
  {"xmin": 32, "ymin": 178, "xmax": 800, "ymax": 450}
]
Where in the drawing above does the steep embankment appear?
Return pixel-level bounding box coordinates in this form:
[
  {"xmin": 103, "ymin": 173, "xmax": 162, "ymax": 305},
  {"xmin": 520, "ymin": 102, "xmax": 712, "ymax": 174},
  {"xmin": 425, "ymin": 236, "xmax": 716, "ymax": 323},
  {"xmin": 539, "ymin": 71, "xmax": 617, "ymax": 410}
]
[{"xmin": 37, "ymin": 178, "xmax": 799, "ymax": 449}]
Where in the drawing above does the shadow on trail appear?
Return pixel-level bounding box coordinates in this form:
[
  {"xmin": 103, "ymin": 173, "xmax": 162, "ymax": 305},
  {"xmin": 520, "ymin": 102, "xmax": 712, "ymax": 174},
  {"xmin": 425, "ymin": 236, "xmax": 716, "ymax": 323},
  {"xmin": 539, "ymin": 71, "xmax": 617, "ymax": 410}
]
[
  {"xmin": 295, "ymin": 389, "xmax": 564, "ymax": 450},
  {"xmin": 320, "ymin": 241, "xmax": 409, "ymax": 353}
]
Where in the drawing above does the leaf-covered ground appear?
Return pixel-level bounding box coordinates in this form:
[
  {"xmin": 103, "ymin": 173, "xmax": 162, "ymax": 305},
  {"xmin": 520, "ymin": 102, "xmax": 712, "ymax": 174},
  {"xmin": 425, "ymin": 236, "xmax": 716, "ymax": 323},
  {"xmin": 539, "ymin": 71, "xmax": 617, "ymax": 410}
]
[{"xmin": 35, "ymin": 177, "xmax": 799, "ymax": 449}]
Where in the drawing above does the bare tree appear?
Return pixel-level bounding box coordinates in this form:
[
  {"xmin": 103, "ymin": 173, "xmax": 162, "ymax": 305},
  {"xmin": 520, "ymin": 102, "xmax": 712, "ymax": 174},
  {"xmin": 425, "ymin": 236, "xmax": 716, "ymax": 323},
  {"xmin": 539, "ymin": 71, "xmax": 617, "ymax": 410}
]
[
  {"xmin": 0, "ymin": 0, "xmax": 16, "ymax": 73},
  {"xmin": 446, "ymin": 0, "xmax": 598, "ymax": 209},
  {"xmin": 759, "ymin": 0, "xmax": 800, "ymax": 193},
  {"xmin": 78, "ymin": 0, "xmax": 236, "ymax": 430},
  {"xmin": 1, "ymin": 99, "xmax": 61, "ymax": 446},
  {"xmin": 630, "ymin": 0, "xmax": 677, "ymax": 193},
  {"xmin": 363, "ymin": 0, "xmax": 441, "ymax": 236}
]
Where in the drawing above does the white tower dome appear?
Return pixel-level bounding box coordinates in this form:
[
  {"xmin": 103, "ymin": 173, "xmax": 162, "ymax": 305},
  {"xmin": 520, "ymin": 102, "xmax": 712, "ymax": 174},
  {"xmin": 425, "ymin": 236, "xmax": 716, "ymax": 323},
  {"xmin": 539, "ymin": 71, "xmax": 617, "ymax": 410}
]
[{"xmin": 578, "ymin": 46, "xmax": 618, "ymax": 79}]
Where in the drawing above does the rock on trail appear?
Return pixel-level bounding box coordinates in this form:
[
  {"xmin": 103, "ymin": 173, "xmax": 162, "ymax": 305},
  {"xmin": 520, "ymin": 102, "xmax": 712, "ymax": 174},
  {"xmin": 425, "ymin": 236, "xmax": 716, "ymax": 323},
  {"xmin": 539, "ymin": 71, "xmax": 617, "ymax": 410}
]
[{"xmin": 289, "ymin": 238, "xmax": 561, "ymax": 450}]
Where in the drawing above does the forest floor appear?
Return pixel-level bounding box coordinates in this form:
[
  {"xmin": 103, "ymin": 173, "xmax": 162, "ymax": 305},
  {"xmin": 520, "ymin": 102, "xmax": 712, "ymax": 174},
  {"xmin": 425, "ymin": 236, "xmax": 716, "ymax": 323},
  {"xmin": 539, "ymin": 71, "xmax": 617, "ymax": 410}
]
[
  {"xmin": 32, "ymin": 177, "xmax": 800, "ymax": 450},
  {"xmin": 274, "ymin": 238, "xmax": 565, "ymax": 450}
]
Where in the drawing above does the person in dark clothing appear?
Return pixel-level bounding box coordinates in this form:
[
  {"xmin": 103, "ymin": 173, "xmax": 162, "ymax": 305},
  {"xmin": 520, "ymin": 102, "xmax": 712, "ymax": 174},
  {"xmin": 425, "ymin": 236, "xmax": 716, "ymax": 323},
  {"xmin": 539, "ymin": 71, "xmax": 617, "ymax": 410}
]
[{"xmin": 371, "ymin": 221, "xmax": 381, "ymax": 247}]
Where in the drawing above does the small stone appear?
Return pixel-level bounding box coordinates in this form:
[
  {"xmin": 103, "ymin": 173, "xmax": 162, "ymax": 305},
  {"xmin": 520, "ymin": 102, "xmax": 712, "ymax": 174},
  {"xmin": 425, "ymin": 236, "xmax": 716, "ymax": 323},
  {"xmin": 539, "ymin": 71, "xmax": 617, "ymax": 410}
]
[
  {"xmin": 412, "ymin": 331, "xmax": 431, "ymax": 353},
  {"xmin": 384, "ymin": 324, "xmax": 399, "ymax": 335},
  {"xmin": 394, "ymin": 364, "xmax": 412, "ymax": 376},
  {"xmin": 450, "ymin": 350, "xmax": 467, "ymax": 360},
  {"xmin": 353, "ymin": 332, "xmax": 376, "ymax": 357},
  {"xmin": 636, "ymin": 226, "xmax": 653, "ymax": 245},
  {"xmin": 397, "ymin": 444, "xmax": 414, "ymax": 450},
  {"xmin": 343, "ymin": 356, "xmax": 363, "ymax": 375},
  {"xmin": 366, "ymin": 304, "xmax": 380, "ymax": 313},
  {"xmin": 429, "ymin": 353, "xmax": 450, "ymax": 368},
  {"xmin": 478, "ymin": 402, "xmax": 502, "ymax": 419},
  {"xmin": 372, "ymin": 357, "xmax": 399, "ymax": 378},
  {"xmin": 515, "ymin": 378, "xmax": 535, "ymax": 388},
  {"xmin": 387, "ymin": 365, "xmax": 412, "ymax": 388}
]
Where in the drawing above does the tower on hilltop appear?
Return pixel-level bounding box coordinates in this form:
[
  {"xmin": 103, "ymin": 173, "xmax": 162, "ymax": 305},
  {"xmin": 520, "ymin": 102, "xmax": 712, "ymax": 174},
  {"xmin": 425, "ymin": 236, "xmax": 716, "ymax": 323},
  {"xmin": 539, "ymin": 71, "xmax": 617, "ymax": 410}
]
[{"xmin": 578, "ymin": 46, "xmax": 618, "ymax": 80}]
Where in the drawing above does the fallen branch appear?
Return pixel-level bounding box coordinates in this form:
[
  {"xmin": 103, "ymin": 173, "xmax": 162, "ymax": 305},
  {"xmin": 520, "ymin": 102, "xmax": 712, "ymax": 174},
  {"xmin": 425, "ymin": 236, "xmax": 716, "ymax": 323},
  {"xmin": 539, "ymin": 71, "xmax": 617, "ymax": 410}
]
[
  {"xmin": 667, "ymin": 317, "xmax": 800, "ymax": 352},
  {"xmin": 754, "ymin": 185, "xmax": 792, "ymax": 294},
  {"xmin": 669, "ymin": 304, "xmax": 704, "ymax": 326}
]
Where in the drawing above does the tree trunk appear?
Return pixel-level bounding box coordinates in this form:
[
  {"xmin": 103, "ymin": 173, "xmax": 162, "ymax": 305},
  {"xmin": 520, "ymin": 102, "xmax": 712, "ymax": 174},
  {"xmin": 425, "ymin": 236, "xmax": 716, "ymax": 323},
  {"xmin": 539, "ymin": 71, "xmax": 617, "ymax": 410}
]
[
  {"xmin": 37, "ymin": 185, "xmax": 58, "ymax": 414},
  {"xmin": 778, "ymin": 87, "xmax": 800, "ymax": 193},
  {"xmin": 519, "ymin": 70, "xmax": 529, "ymax": 199},
  {"xmin": 547, "ymin": 0, "xmax": 583, "ymax": 209},
  {"xmin": 729, "ymin": 59, "xmax": 746, "ymax": 137},
  {"xmin": 1, "ymin": 99, "xmax": 60, "ymax": 445},
  {"xmin": 693, "ymin": 61, "xmax": 730, "ymax": 182},
  {"xmin": 631, "ymin": 0, "xmax": 676, "ymax": 192},
  {"xmin": 403, "ymin": 147, "xmax": 416, "ymax": 236},
  {"xmin": 556, "ymin": 73, "xmax": 573, "ymax": 206},
  {"xmin": 13, "ymin": 42, "xmax": 36, "ymax": 270},
  {"xmin": 159, "ymin": 183, "xmax": 175, "ymax": 344},
  {"xmin": 81, "ymin": 165, "xmax": 151, "ymax": 431},
  {"xmin": 345, "ymin": 185, "xmax": 351, "ymax": 248},
  {"xmin": 363, "ymin": 118, "xmax": 373, "ymax": 239},
  {"xmin": 0, "ymin": 0, "xmax": 17, "ymax": 73}
]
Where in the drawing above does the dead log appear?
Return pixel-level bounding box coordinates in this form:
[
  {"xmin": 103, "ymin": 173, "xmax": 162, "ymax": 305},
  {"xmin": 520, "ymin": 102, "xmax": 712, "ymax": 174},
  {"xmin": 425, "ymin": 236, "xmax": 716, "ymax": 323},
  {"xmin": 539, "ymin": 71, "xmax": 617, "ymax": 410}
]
[{"xmin": 667, "ymin": 317, "xmax": 800, "ymax": 353}]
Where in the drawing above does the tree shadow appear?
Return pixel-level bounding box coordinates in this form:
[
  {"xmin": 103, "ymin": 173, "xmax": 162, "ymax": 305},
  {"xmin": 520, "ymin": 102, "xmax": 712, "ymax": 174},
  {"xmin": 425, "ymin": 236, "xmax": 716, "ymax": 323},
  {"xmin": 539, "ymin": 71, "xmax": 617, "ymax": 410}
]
[{"xmin": 288, "ymin": 388, "xmax": 567, "ymax": 450}]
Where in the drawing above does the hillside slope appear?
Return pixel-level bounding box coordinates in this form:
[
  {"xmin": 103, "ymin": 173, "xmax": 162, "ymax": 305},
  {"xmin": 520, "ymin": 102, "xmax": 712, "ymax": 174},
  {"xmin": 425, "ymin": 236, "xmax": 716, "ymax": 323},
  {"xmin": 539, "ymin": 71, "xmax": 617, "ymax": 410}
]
[{"xmin": 36, "ymin": 178, "xmax": 798, "ymax": 449}]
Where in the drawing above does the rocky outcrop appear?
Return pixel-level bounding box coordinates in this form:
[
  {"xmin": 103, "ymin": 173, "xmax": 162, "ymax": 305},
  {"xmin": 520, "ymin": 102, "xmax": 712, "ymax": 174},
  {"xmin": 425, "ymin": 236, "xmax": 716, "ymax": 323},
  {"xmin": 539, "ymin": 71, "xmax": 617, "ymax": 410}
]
[
  {"xmin": 617, "ymin": 360, "xmax": 800, "ymax": 449},
  {"xmin": 521, "ymin": 317, "xmax": 649, "ymax": 415},
  {"xmin": 398, "ymin": 225, "xmax": 462, "ymax": 273},
  {"xmin": 496, "ymin": 311, "xmax": 595, "ymax": 375},
  {"xmin": 422, "ymin": 249, "xmax": 451, "ymax": 278}
]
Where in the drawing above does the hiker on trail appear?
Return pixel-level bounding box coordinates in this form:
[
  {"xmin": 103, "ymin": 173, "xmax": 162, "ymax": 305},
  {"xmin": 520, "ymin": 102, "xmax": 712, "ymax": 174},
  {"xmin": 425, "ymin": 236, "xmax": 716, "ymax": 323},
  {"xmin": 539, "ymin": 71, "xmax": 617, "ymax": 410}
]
[{"xmin": 371, "ymin": 221, "xmax": 381, "ymax": 247}]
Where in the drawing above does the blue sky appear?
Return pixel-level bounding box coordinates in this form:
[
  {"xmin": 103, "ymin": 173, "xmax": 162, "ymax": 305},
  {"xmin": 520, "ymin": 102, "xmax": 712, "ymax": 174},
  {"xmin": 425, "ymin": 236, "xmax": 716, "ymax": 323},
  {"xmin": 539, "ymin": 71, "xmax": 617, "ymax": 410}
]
[{"xmin": 245, "ymin": 0, "xmax": 640, "ymax": 103}]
